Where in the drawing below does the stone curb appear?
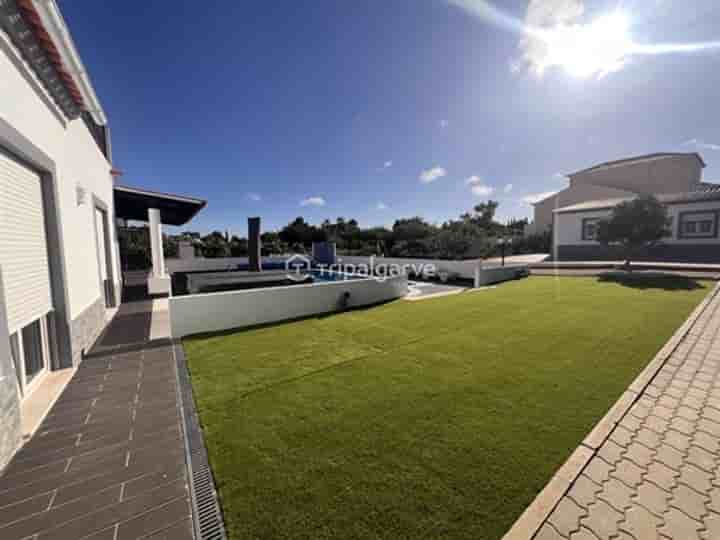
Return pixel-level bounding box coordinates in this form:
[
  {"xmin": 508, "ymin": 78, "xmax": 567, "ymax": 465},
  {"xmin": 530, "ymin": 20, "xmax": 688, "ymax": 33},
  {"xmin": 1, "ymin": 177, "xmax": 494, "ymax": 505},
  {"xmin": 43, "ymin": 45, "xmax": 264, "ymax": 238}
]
[{"xmin": 502, "ymin": 281, "xmax": 720, "ymax": 540}]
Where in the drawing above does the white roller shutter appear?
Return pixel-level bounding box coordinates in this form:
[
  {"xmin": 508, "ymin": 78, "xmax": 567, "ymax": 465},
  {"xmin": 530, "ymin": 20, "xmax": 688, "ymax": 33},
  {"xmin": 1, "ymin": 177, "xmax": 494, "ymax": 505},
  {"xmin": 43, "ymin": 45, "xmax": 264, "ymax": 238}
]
[{"xmin": 0, "ymin": 148, "xmax": 53, "ymax": 334}]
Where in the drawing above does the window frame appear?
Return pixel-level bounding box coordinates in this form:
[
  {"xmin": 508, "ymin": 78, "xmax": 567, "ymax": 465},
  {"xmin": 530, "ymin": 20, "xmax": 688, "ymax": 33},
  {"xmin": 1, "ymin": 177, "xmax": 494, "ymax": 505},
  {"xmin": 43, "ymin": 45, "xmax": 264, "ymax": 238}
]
[
  {"xmin": 581, "ymin": 217, "xmax": 601, "ymax": 241},
  {"xmin": 677, "ymin": 210, "xmax": 719, "ymax": 240},
  {"xmin": 10, "ymin": 312, "xmax": 52, "ymax": 399}
]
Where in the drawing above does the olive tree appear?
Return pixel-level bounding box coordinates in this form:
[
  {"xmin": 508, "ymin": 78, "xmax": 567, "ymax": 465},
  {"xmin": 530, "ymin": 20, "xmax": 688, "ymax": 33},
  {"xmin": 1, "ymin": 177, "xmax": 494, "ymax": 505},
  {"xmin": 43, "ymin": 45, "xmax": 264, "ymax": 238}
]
[{"xmin": 596, "ymin": 196, "xmax": 671, "ymax": 270}]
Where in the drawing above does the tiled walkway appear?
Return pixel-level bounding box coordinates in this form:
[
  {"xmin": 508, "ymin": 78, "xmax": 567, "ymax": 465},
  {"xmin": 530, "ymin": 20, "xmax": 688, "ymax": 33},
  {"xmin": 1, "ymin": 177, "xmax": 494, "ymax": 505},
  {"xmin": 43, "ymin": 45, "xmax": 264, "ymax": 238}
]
[
  {"xmin": 534, "ymin": 285, "xmax": 720, "ymax": 540},
  {"xmin": 0, "ymin": 303, "xmax": 194, "ymax": 539}
]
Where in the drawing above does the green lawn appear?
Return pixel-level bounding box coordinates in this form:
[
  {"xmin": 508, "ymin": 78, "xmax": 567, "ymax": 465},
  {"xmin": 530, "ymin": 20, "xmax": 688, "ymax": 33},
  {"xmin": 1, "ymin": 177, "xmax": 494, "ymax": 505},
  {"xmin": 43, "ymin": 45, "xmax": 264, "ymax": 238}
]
[{"xmin": 184, "ymin": 276, "xmax": 709, "ymax": 540}]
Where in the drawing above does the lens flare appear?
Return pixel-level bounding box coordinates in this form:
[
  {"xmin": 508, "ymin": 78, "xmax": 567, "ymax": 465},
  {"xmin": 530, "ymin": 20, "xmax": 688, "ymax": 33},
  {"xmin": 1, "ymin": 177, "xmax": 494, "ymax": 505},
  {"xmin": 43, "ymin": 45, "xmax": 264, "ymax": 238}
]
[{"xmin": 448, "ymin": 0, "xmax": 720, "ymax": 79}]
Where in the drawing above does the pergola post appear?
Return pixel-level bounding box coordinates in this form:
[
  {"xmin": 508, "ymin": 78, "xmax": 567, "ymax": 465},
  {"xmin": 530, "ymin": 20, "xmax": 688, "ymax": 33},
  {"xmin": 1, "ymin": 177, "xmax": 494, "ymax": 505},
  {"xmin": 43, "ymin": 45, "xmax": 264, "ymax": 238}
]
[
  {"xmin": 148, "ymin": 208, "xmax": 165, "ymax": 277},
  {"xmin": 147, "ymin": 207, "xmax": 170, "ymax": 295}
]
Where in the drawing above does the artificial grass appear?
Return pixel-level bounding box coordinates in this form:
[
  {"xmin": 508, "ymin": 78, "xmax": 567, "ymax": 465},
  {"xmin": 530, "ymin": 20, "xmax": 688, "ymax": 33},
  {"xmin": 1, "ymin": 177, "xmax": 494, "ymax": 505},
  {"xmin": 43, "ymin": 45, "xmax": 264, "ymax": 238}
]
[{"xmin": 184, "ymin": 276, "xmax": 709, "ymax": 540}]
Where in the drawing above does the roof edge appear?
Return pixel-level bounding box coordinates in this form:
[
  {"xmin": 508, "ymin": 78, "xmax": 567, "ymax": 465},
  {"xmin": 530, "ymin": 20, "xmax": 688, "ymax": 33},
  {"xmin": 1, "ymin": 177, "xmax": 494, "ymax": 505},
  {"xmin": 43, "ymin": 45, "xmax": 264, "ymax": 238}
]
[
  {"xmin": 568, "ymin": 152, "xmax": 706, "ymax": 177},
  {"xmin": 114, "ymin": 184, "xmax": 208, "ymax": 206},
  {"xmin": 31, "ymin": 0, "xmax": 107, "ymax": 125}
]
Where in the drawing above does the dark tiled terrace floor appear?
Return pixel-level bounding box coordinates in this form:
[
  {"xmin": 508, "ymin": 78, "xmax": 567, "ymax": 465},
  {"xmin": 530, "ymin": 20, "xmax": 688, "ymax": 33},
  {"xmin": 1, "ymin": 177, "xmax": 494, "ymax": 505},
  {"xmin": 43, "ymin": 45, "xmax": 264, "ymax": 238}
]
[{"xmin": 0, "ymin": 310, "xmax": 193, "ymax": 539}]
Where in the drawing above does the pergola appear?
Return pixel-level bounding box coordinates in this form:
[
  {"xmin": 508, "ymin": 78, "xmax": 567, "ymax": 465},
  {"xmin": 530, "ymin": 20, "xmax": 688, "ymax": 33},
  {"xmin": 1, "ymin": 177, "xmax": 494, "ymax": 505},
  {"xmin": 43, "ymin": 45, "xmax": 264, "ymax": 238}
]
[{"xmin": 114, "ymin": 185, "xmax": 206, "ymax": 294}]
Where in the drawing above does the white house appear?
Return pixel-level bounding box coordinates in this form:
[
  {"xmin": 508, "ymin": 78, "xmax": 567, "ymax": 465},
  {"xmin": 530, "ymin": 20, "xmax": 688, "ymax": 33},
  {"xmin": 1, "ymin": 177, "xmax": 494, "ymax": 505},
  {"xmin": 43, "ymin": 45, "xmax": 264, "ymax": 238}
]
[
  {"xmin": 528, "ymin": 153, "xmax": 720, "ymax": 262},
  {"xmin": 0, "ymin": 0, "xmax": 204, "ymax": 469}
]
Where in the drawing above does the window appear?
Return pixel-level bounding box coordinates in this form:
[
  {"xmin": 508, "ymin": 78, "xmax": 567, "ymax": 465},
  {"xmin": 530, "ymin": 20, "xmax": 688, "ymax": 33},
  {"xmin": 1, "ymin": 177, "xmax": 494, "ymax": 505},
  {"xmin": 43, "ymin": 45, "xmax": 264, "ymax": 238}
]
[
  {"xmin": 678, "ymin": 212, "xmax": 717, "ymax": 239},
  {"xmin": 22, "ymin": 319, "xmax": 45, "ymax": 384},
  {"xmin": 582, "ymin": 218, "xmax": 601, "ymax": 241},
  {"xmin": 8, "ymin": 314, "xmax": 51, "ymax": 397},
  {"xmin": 664, "ymin": 216, "xmax": 674, "ymax": 238}
]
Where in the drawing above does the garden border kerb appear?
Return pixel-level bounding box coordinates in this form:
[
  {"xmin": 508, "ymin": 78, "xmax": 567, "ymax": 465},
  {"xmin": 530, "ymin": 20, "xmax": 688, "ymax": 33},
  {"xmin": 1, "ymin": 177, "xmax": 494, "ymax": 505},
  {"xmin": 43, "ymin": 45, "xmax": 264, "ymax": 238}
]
[
  {"xmin": 173, "ymin": 340, "xmax": 227, "ymax": 540},
  {"xmin": 502, "ymin": 280, "xmax": 720, "ymax": 540}
]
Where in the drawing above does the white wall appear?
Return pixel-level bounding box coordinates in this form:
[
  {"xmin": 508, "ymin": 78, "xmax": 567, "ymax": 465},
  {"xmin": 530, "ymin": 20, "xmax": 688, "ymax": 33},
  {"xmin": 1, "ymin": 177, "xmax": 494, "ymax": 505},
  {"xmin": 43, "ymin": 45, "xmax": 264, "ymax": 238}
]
[
  {"xmin": 533, "ymin": 183, "xmax": 635, "ymax": 233},
  {"xmin": 337, "ymin": 256, "xmax": 481, "ymax": 280},
  {"xmin": 0, "ymin": 31, "xmax": 120, "ymax": 320},
  {"xmin": 165, "ymin": 257, "xmax": 290, "ymax": 274},
  {"xmin": 555, "ymin": 200, "xmax": 720, "ymax": 246},
  {"xmin": 169, "ymin": 275, "xmax": 408, "ymax": 337},
  {"xmin": 570, "ymin": 155, "xmax": 703, "ymax": 195},
  {"xmin": 534, "ymin": 155, "xmax": 705, "ymax": 234}
]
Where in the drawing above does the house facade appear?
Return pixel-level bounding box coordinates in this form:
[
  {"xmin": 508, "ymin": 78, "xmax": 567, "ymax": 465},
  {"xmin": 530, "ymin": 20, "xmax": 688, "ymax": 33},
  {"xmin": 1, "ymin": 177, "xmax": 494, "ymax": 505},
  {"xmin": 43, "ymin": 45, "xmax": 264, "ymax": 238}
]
[
  {"xmin": 528, "ymin": 153, "xmax": 720, "ymax": 262},
  {"xmin": 0, "ymin": 0, "xmax": 123, "ymax": 469}
]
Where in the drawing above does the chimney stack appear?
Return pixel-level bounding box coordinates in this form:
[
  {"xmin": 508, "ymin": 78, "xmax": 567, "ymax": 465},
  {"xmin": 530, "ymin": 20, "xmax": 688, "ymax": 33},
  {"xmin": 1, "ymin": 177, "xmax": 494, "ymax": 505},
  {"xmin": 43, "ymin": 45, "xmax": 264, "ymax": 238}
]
[{"xmin": 248, "ymin": 217, "xmax": 262, "ymax": 272}]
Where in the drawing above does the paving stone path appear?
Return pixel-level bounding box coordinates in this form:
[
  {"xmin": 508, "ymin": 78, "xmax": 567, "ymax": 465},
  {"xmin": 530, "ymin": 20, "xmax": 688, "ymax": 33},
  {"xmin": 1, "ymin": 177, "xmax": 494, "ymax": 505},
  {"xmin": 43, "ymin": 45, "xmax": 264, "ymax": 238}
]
[
  {"xmin": 0, "ymin": 310, "xmax": 193, "ymax": 539},
  {"xmin": 536, "ymin": 288, "xmax": 720, "ymax": 540}
]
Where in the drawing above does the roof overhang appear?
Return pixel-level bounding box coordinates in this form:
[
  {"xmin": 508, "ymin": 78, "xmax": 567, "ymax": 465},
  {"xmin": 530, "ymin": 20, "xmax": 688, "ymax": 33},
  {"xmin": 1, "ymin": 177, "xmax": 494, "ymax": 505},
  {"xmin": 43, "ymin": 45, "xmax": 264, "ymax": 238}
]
[
  {"xmin": 30, "ymin": 0, "xmax": 107, "ymax": 125},
  {"xmin": 553, "ymin": 190, "xmax": 720, "ymax": 214},
  {"xmin": 114, "ymin": 185, "xmax": 207, "ymax": 226},
  {"xmin": 568, "ymin": 152, "xmax": 706, "ymax": 178}
]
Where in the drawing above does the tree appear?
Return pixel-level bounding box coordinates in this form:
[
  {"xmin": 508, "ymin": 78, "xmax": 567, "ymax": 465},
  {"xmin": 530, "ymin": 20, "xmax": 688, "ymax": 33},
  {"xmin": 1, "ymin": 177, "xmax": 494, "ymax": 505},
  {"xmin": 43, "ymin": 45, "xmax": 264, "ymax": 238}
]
[
  {"xmin": 596, "ymin": 196, "xmax": 671, "ymax": 269},
  {"xmin": 229, "ymin": 235, "xmax": 248, "ymax": 257},
  {"xmin": 392, "ymin": 217, "xmax": 436, "ymax": 242},
  {"xmin": 200, "ymin": 231, "xmax": 230, "ymax": 258}
]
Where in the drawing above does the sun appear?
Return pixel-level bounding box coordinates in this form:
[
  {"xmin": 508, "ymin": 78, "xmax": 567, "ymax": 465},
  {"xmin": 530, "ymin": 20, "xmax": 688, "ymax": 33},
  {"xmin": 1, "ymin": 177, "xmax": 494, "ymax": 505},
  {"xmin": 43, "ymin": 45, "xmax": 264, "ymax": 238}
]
[{"xmin": 539, "ymin": 12, "xmax": 633, "ymax": 78}]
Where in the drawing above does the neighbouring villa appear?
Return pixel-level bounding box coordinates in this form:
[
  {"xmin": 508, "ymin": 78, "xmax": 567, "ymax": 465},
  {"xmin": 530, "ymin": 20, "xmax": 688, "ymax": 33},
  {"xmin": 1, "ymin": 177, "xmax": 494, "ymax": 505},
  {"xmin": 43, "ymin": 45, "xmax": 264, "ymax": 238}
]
[
  {"xmin": 4, "ymin": 3, "xmax": 720, "ymax": 540},
  {"xmin": 529, "ymin": 152, "xmax": 720, "ymax": 262}
]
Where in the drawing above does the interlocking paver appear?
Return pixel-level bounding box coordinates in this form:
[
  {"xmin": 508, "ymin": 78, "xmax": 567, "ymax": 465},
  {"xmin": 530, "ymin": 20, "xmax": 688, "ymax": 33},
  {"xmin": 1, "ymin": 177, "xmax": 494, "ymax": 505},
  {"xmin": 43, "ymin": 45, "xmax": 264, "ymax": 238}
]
[
  {"xmin": 645, "ymin": 461, "xmax": 677, "ymax": 493},
  {"xmin": 597, "ymin": 478, "xmax": 633, "ymax": 512},
  {"xmin": 654, "ymin": 443, "xmax": 685, "ymax": 470},
  {"xmin": 581, "ymin": 500, "xmax": 622, "ymax": 539},
  {"xmin": 568, "ymin": 475, "xmax": 603, "ymax": 508},
  {"xmin": 660, "ymin": 507, "xmax": 703, "ymax": 539},
  {"xmin": 679, "ymin": 463, "xmax": 713, "ymax": 493},
  {"xmin": 620, "ymin": 504, "xmax": 662, "ymax": 540},
  {"xmin": 612, "ymin": 458, "xmax": 644, "ymax": 488},
  {"xmin": 634, "ymin": 482, "xmax": 669, "ymax": 517},
  {"xmin": 548, "ymin": 497, "xmax": 586, "ymax": 537},
  {"xmin": 513, "ymin": 286, "xmax": 720, "ymax": 540},
  {"xmin": 671, "ymin": 484, "xmax": 708, "ymax": 520}
]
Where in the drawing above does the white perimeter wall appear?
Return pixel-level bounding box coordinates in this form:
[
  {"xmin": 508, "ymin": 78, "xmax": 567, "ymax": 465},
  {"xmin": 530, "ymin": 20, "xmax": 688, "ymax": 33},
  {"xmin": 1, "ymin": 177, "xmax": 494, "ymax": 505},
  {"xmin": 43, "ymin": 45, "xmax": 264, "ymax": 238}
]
[
  {"xmin": 0, "ymin": 31, "xmax": 120, "ymax": 319},
  {"xmin": 169, "ymin": 275, "xmax": 408, "ymax": 337},
  {"xmin": 555, "ymin": 200, "xmax": 720, "ymax": 246},
  {"xmin": 337, "ymin": 256, "xmax": 481, "ymax": 280},
  {"xmin": 165, "ymin": 257, "xmax": 289, "ymax": 274}
]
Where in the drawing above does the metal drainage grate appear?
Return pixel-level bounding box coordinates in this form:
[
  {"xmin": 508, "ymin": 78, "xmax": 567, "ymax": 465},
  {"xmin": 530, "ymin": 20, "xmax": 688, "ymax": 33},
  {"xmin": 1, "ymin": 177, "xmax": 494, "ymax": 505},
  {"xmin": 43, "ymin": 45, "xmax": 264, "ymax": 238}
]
[{"xmin": 174, "ymin": 341, "xmax": 227, "ymax": 540}]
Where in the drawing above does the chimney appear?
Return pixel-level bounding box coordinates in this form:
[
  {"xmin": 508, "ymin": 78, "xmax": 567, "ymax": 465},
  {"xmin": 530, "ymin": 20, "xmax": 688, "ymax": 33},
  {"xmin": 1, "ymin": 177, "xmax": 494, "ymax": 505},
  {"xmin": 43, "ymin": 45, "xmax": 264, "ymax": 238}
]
[{"xmin": 248, "ymin": 217, "xmax": 262, "ymax": 272}]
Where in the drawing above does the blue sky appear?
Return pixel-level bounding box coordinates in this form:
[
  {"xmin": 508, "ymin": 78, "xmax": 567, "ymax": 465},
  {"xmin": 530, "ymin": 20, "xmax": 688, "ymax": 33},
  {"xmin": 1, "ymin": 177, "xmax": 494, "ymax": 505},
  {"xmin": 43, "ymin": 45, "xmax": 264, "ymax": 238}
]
[{"xmin": 61, "ymin": 0, "xmax": 720, "ymax": 235}]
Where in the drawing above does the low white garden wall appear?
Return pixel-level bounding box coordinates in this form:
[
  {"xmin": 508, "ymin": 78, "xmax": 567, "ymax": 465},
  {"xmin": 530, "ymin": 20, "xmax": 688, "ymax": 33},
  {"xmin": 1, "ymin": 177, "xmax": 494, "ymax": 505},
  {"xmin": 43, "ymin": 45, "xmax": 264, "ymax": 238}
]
[
  {"xmin": 169, "ymin": 274, "xmax": 408, "ymax": 337},
  {"xmin": 165, "ymin": 256, "xmax": 289, "ymax": 274},
  {"xmin": 337, "ymin": 255, "xmax": 481, "ymax": 280},
  {"xmin": 475, "ymin": 265, "xmax": 528, "ymax": 286}
]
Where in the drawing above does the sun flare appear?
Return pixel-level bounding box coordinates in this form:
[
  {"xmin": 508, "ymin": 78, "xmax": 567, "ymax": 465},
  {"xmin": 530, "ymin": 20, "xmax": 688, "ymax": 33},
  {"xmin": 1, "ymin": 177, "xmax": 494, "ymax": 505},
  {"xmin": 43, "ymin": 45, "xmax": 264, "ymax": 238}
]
[{"xmin": 538, "ymin": 12, "xmax": 633, "ymax": 78}]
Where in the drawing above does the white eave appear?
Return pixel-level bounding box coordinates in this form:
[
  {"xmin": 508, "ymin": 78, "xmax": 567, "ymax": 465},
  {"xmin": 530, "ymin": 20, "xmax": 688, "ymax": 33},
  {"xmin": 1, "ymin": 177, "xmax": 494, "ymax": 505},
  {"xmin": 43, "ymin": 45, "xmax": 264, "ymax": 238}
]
[{"xmin": 31, "ymin": 0, "xmax": 107, "ymax": 126}]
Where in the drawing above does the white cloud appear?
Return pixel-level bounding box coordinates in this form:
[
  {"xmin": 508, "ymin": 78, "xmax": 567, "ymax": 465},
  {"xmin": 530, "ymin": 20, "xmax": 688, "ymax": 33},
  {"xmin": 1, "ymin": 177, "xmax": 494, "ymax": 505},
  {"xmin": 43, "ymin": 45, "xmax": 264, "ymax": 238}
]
[
  {"xmin": 246, "ymin": 193, "xmax": 262, "ymax": 202},
  {"xmin": 522, "ymin": 191, "xmax": 558, "ymax": 205},
  {"xmin": 383, "ymin": 160, "xmax": 393, "ymax": 168},
  {"xmin": 300, "ymin": 196, "xmax": 326, "ymax": 207},
  {"xmin": 440, "ymin": 119, "xmax": 449, "ymax": 128},
  {"xmin": 376, "ymin": 202, "xmax": 388, "ymax": 210},
  {"xmin": 504, "ymin": 183, "xmax": 513, "ymax": 193},
  {"xmin": 471, "ymin": 184, "xmax": 495, "ymax": 197},
  {"xmin": 682, "ymin": 138, "xmax": 720, "ymax": 151},
  {"xmin": 466, "ymin": 176, "xmax": 495, "ymax": 197},
  {"xmin": 419, "ymin": 166, "xmax": 447, "ymax": 184},
  {"xmin": 465, "ymin": 175, "xmax": 482, "ymax": 186},
  {"xmin": 553, "ymin": 172, "xmax": 566, "ymax": 180}
]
